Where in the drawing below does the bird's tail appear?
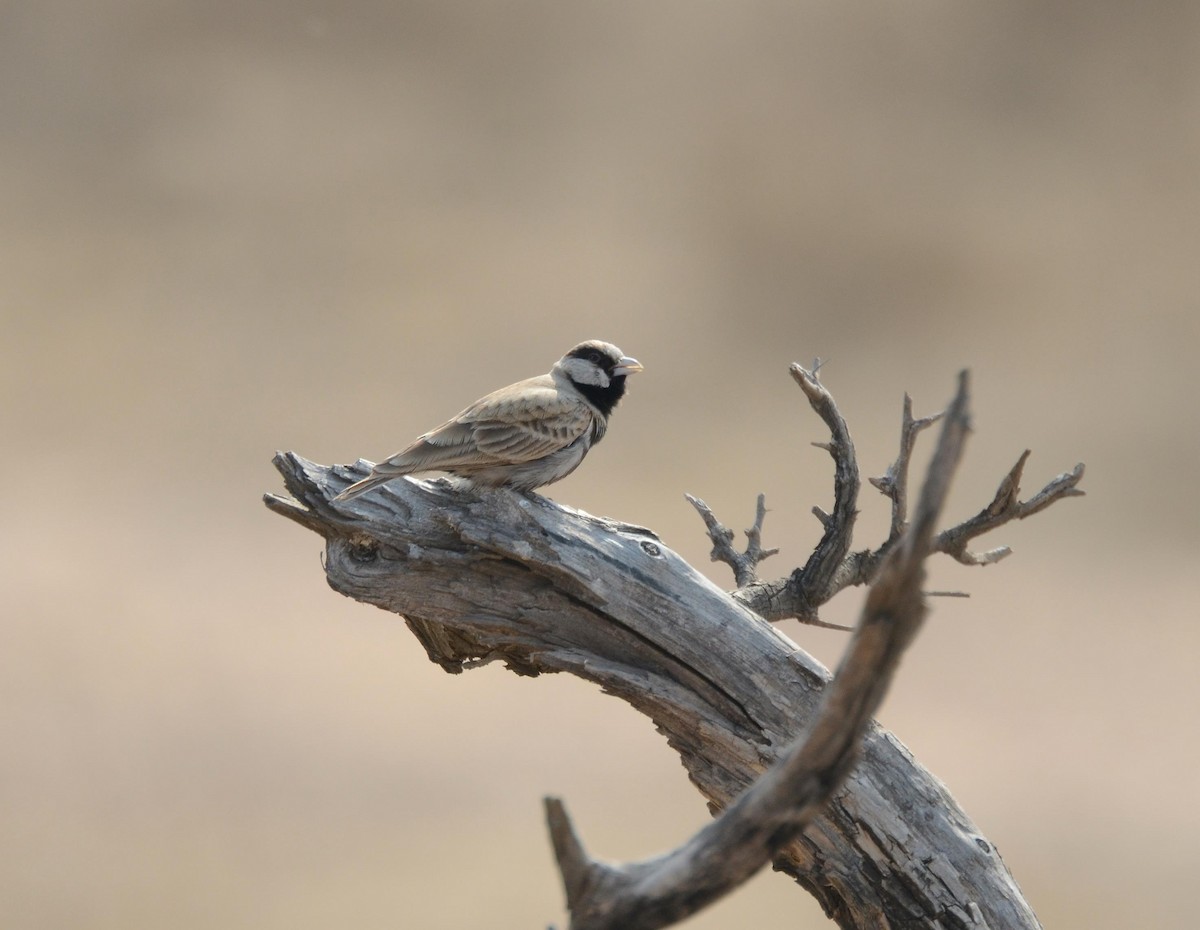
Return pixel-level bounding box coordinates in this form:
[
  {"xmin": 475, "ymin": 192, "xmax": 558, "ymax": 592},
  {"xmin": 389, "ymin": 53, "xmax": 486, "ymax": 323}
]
[{"xmin": 333, "ymin": 470, "xmax": 396, "ymax": 502}]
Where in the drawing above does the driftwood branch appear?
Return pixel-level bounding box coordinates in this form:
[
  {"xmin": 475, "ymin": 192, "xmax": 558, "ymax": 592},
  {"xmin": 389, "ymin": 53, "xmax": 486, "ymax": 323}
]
[
  {"xmin": 265, "ymin": 366, "xmax": 1081, "ymax": 930},
  {"xmin": 695, "ymin": 366, "xmax": 1085, "ymax": 625},
  {"xmin": 543, "ymin": 373, "xmax": 970, "ymax": 930}
]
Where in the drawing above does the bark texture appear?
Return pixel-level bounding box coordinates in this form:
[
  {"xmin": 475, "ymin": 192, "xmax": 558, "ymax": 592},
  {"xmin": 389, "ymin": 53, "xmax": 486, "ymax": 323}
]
[{"xmin": 266, "ymin": 452, "xmax": 1040, "ymax": 929}]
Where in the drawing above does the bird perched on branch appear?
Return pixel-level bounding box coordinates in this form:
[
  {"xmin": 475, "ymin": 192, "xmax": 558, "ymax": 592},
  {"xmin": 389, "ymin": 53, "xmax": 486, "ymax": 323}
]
[{"xmin": 335, "ymin": 340, "xmax": 643, "ymax": 501}]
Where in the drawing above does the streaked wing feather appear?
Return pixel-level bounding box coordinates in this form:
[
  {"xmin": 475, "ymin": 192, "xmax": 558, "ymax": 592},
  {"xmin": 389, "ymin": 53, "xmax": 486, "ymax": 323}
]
[
  {"xmin": 471, "ymin": 405, "xmax": 591, "ymax": 462},
  {"xmin": 456, "ymin": 376, "xmax": 592, "ymax": 464},
  {"xmin": 371, "ymin": 420, "xmax": 477, "ymax": 475},
  {"xmin": 371, "ymin": 375, "xmax": 591, "ymax": 473}
]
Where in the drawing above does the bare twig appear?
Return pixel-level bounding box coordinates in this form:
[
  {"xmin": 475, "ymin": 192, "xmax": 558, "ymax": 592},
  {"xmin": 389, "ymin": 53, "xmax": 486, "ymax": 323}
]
[
  {"xmin": 698, "ymin": 363, "xmax": 863, "ymax": 628},
  {"xmin": 789, "ymin": 363, "xmax": 860, "ymax": 603},
  {"xmin": 544, "ymin": 373, "xmax": 972, "ymax": 930},
  {"xmin": 935, "ymin": 452, "xmax": 1087, "ymax": 565},
  {"xmin": 685, "ymin": 492, "xmax": 779, "ymax": 587},
  {"xmin": 868, "ymin": 393, "xmax": 944, "ymax": 542},
  {"xmin": 698, "ymin": 369, "xmax": 1084, "ymax": 626}
]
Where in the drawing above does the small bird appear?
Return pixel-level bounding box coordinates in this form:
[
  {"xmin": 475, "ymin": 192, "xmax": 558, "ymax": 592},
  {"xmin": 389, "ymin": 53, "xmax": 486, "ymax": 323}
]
[{"xmin": 335, "ymin": 340, "xmax": 643, "ymax": 501}]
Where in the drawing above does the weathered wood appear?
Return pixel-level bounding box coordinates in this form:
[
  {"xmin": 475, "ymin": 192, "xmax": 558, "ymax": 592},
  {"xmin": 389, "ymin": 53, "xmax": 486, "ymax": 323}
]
[
  {"xmin": 265, "ymin": 448, "xmax": 1042, "ymax": 929},
  {"xmin": 541, "ymin": 371, "xmax": 972, "ymax": 930}
]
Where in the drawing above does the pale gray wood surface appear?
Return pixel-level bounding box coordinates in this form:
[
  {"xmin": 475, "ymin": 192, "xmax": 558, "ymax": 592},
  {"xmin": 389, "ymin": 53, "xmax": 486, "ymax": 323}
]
[{"xmin": 266, "ymin": 450, "xmax": 1042, "ymax": 930}]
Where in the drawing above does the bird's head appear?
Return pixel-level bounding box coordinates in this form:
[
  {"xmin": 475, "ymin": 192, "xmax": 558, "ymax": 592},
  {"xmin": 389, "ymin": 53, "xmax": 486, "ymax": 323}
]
[
  {"xmin": 557, "ymin": 341, "xmax": 643, "ymax": 388},
  {"xmin": 554, "ymin": 340, "xmax": 643, "ymax": 416}
]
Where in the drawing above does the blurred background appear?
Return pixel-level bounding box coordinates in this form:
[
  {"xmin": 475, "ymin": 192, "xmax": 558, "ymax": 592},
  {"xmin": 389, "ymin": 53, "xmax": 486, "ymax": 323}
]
[{"xmin": 3, "ymin": 2, "xmax": 1197, "ymax": 928}]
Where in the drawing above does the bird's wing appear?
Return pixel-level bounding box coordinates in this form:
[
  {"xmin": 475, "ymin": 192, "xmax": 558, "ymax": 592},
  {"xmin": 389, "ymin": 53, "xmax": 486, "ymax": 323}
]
[
  {"xmin": 460, "ymin": 377, "xmax": 593, "ymax": 463},
  {"xmin": 371, "ymin": 420, "xmax": 476, "ymax": 474},
  {"xmin": 372, "ymin": 376, "xmax": 592, "ymax": 474}
]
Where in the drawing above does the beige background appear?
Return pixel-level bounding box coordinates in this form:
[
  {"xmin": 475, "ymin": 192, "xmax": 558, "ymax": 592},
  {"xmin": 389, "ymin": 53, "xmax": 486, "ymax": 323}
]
[{"xmin": 3, "ymin": 3, "xmax": 1198, "ymax": 928}]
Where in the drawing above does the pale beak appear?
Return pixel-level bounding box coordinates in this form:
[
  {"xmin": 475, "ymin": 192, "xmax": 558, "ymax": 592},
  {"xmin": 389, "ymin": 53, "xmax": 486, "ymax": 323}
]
[{"xmin": 614, "ymin": 356, "xmax": 644, "ymax": 376}]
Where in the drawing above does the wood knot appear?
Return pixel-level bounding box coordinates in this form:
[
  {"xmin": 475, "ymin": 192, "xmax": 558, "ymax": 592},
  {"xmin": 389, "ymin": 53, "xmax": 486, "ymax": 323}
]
[
  {"xmin": 346, "ymin": 533, "xmax": 380, "ymax": 563},
  {"xmin": 639, "ymin": 540, "xmax": 663, "ymax": 558}
]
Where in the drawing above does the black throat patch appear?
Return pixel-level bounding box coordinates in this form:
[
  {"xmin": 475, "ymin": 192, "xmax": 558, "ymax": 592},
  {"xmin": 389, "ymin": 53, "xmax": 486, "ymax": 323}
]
[{"xmin": 573, "ymin": 375, "xmax": 627, "ymax": 419}]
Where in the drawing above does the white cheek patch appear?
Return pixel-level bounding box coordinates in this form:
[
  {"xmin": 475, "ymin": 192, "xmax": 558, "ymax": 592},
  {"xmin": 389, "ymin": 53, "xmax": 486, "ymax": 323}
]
[{"xmin": 566, "ymin": 359, "xmax": 609, "ymax": 387}]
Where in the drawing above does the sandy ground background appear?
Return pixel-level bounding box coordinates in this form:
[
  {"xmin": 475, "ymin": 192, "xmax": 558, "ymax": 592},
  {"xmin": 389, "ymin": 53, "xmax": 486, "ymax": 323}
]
[{"xmin": 3, "ymin": 3, "xmax": 1198, "ymax": 928}]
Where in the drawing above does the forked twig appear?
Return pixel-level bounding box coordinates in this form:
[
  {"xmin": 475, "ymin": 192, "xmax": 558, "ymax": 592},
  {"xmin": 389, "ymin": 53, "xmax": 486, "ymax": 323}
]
[
  {"xmin": 935, "ymin": 450, "xmax": 1086, "ymax": 565},
  {"xmin": 868, "ymin": 393, "xmax": 944, "ymax": 541},
  {"xmin": 685, "ymin": 492, "xmax": 778, "ymax": 588}
]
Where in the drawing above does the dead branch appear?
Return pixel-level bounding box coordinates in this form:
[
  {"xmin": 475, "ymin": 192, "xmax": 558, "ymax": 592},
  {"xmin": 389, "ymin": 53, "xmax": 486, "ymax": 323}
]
[
  {"xmin": 696, "ymin": 368, "xmax": 1084, "ymax": 625},
  {"xmin": 543, "ymin": 373, "xmax": 970, "ymax": 930},
  {"xmin": 264, "ymin": 365, "xmax": 1077, "ymax": 930}
]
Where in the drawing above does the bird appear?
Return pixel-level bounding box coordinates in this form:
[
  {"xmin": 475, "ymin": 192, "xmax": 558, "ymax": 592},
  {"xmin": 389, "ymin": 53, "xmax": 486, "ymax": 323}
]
[{"xmin": 334, "ymin": 340, "xmax": 643, "ymax": 501}]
